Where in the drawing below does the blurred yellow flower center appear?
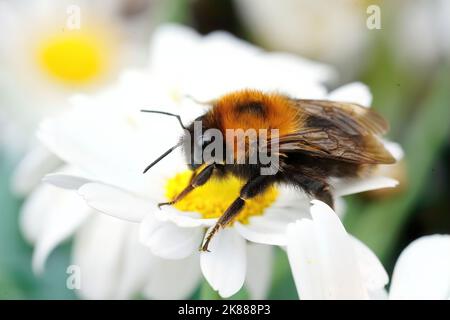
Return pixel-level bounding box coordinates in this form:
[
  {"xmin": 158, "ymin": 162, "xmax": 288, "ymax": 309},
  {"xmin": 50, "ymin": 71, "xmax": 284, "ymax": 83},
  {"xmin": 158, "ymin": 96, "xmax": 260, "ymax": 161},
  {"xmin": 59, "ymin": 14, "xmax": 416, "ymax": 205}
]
[
  {"xmin": 165, "ymin": 170, "xmax": 278, "ymax": 224},
  {"xmin": 36, "ymin": 31, "xmax": 110, "ymax": 85}
]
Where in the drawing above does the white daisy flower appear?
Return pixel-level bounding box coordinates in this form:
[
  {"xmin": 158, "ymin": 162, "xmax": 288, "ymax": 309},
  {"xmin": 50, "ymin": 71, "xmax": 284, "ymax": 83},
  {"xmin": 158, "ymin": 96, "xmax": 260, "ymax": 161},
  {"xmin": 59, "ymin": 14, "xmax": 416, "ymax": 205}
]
[
  {"xmin": 17, "ymin": 24, "xmax": 335, "ymax": 299},
  {"xmin": 55, "ymin": 83, "xmax": 398, "ymax": 298},
  {"xmin": 392, "ymin": 0, "xmax": 450, "ymax": 69},
  {"xmin": 35, "ymin": 25, "xmax": 401, "ymax": 298},
  {"xmin": 39, "ymin": 83, "xmax": 401, "ymax": 298},
  {"xmin": 288, "ymin": 209, "xmax": 450, "ymax": 300},
  {"xmin": 0, "ymin": 0, "xmax": 157, "ymax": 156}
]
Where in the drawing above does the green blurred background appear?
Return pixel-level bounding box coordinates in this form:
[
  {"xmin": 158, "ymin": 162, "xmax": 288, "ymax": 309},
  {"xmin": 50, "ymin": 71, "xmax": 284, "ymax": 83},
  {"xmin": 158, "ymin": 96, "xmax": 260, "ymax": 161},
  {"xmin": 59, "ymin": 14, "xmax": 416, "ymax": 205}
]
[{"xmin": 0, "ymin": 0, "xmax": 449, "ymax": 299}]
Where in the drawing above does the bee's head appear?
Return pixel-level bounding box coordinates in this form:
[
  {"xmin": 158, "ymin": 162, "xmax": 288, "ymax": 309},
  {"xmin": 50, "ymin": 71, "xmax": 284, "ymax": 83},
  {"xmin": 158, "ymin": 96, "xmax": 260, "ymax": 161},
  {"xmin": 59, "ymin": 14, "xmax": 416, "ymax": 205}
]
[
  {"xmin": 140, "ymin": 109, "xmax": 223, "ymax": 174},
  {"xmin": 182, "ymin": 115, "xmax": 222, "ymax": 170}
]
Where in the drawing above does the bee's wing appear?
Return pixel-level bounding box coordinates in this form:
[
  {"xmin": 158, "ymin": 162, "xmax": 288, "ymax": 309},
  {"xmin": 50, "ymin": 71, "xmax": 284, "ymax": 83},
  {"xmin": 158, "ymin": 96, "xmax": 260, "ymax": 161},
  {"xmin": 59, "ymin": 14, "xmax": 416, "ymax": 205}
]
[
  {"xmin": 273, "ymin": 100, "xmax": 395, "ymax": 164},
  {"xmin": 293, "ymin": 99, "xmax": 389, "ymax": 135},
  {"xmin": 276, "ymin": 129, "xmax": 395, "ymax": 164}
]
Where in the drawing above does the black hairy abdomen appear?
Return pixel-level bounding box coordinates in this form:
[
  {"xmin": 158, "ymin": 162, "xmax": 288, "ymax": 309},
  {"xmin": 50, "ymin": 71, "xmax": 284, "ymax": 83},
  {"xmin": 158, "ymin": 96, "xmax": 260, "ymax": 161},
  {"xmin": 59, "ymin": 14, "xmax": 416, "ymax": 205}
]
[{"xmin": 282, "ymin": 152, "xmax": 362, "ymax": 178}]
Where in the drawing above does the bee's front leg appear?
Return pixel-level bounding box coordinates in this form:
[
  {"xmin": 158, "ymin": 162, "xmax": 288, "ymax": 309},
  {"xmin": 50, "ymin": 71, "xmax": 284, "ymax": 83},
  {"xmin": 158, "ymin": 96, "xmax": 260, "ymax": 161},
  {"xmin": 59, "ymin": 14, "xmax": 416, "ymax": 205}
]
[
  {"xmin": 158, "ymin": 164, "xmax": 215, "ymax": 208},
  {"xmin": 201, "ymin": 175, "xmax": 274, "ymax": 252}
]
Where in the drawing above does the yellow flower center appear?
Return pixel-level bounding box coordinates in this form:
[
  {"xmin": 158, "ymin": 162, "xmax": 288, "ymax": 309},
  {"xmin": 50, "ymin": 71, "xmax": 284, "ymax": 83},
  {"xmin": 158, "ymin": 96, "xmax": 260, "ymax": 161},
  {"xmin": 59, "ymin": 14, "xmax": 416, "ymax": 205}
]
[
  {"xmin": 36, "ymin": 30, "xmax": 112, "ymax": 85},
  {"xmin": 165, "ymin": 170, "xmax": 278, "ymax": 224}
]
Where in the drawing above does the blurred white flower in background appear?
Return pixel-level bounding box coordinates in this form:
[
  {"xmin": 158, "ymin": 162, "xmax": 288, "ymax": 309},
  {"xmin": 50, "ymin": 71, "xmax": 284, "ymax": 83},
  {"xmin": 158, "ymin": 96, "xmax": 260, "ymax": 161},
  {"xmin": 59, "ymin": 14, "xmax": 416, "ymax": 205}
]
[
  {"xmin": 234, "ymin": 0, "xmax": 374, "ymax": 79},
  {"xmin": 392, "ymin": 0, "xmax": 450, "ymax": 70},
  {"xmin": 0, "ymin": 0, "xmax": 158, "ymax": 157},
  {"xmin": 234, "ymin": 0, "xmax": 450, "ymax": 75},
  {"xmin": 33, "ymin": 24, "xmax": 400, "ymax": 298}
]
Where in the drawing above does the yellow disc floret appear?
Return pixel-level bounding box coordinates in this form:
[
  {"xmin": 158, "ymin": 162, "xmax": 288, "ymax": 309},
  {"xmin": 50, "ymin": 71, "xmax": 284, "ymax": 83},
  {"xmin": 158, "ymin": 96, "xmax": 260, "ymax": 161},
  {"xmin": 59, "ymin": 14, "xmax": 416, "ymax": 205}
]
[
  {"xmin": 165, "ymin": 170, "xmax": 278, "ymax": 224},
  {"xmin": 36, "ymin": 30, "xmax": 110, "ymax": 85}
]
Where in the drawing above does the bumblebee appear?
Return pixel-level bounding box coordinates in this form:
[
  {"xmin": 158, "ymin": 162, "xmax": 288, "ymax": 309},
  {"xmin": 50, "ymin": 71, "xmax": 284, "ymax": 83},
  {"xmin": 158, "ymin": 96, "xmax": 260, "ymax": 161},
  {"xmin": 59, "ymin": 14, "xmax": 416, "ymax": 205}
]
[{"xmin": 142, "ymin": 89, "xmax": 396, "ymax": 251}]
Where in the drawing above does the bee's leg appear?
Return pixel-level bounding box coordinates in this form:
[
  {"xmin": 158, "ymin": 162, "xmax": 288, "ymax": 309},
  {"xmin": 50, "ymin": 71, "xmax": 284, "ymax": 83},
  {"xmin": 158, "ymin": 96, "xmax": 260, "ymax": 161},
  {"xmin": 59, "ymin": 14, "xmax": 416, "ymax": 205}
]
[
  {"xmin": 292, "ymin": 174, "xmax": 334, "ymax": 209},
  {"xmin": 158, "ymin": 164, "xmax": 215, "ymax": 208},
  {"xmin": 201, "ymin": 175, "xmax": 273, "ymax": 252},
  {"xmin": 314, "ymin": 186, "xmax": 333, "ymax": 209}
]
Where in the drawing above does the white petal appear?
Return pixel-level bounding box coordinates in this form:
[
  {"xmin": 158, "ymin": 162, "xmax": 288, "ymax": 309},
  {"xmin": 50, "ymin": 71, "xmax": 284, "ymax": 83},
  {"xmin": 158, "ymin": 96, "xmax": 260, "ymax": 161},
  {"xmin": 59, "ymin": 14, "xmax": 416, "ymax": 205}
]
[
  {"xmin": 11, "ymin": 143, "xmax": 62, "ymax": 196},
  {"xmin": 149, "ymin": 23, "xmax": 200, "ymax": 75},
  {"xmin": 19, "ymin": 184, "xmax": 89, "ymax": 268},
  {"xmin": 369, "ymin": 288, "xmax": 389, "ymax": 300},
  {"xmin": 234, "ymin": 199, "xmax": 311, "ymax": 246},
  {"xmin": 143, "ymin": 253, "xmax": 201, "ymax": 300},
  {"xmin": 286, "ymin": 218, "xmax": 320, "ymax": 299},
  {"xmin": 200, "ymin": 228, "xmax": 247, "ymax": 298},
  {"xmin": 287, "ymin": 200, "xmax": 368, "ymax": 299},
  {"xmin": 245, "ymin": 243, "xmax": 274, "ymax": 299},
  {"xmin": 112, "ymin": 225, "xmax": 159, "ymax": 300},
  {"xmin": 78, "ymin": 182, "xmax": 150, "ymax": 222},
  {"xmin": 203, "ymin": 30, "xmax": 261, "ymax": 56},
  {"xmin": 19, "ymin": 184, "xmax": 55, "ymax": 244},
  {"xmin": 333, "ymin": 176, "xmax": 398, "ymax": 197},
  {"xmin": 262, "ymin": 52, "xmax": 335, "ymax": 84},
  {"xmin": 139, "ymin": 214, "xmax": 203, "ymax": 259},
  {"xmin": 73, "ymin": 214, "xmax": 132, "ymax": 299},
  {"xmin": 154, "ymin": 206, "xmax": 215, "ymax": 228},
  {"xmin": 334, "ymin": 197, "xmax": 347, "ymax": 218},
  {"xmin": 32, "ymin": 191, "xmax": 91, "ymax": 274},
  {"xmin": 270, "ymin": 185, "xmax": 311, "ymax": 213},
  {"xmin": 74, "ymin": 214, "xmax": 162, "ymax": 300},
  {"xmin": 350, "ymin": 236, "xmax": 388, "ymax": 291},
  {"xmin": 234, "ymin": 221, "xmax": 287, "ymax": 246},
  {"xmin": 389, "ymin": 235, "xmax": 450, "ymax": 300},
  {"xmin": 328, "ymin": 82, "xmax": 372, "ymax": 107},
  {"xmin": 383, "ymin": 140, "xmax": 404, "ymax": 161},
  {"xmin": 43, "ymin": 173, "xmax": 92, "ymax": 190},
  {"xmin": 37, "ymin": 106, "xmax": 154, "ymax": 193}
]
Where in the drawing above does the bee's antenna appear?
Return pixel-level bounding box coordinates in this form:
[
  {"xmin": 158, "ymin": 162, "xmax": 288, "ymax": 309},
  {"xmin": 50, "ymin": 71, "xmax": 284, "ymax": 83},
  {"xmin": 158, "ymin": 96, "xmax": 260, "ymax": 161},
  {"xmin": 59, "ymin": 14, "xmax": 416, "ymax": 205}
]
[
  {"xmin": 142, "ymin": 141, "xmax": 183, "ymax": 174},
  {"xmin": 140, "ymin": 110, "xmax": 186, "ymax": 129}
]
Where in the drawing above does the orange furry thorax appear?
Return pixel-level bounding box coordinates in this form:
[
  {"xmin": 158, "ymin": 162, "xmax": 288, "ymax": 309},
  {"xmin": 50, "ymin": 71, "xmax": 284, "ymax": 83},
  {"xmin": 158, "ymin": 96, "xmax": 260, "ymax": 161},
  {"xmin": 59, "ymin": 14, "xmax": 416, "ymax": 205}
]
[{"xmin": 205, "ymin": 90, "xmax": 303, "ymax": 136}]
